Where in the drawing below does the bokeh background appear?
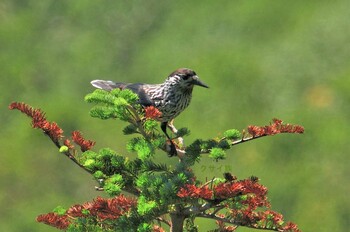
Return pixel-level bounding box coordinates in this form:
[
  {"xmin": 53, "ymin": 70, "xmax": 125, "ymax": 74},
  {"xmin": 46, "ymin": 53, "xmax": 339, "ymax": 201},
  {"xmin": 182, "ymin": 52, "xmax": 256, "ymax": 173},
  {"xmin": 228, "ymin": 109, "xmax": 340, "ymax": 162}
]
[{"xmin": 1, "ymin": 1, "xmax": 349, "ymax": 231}]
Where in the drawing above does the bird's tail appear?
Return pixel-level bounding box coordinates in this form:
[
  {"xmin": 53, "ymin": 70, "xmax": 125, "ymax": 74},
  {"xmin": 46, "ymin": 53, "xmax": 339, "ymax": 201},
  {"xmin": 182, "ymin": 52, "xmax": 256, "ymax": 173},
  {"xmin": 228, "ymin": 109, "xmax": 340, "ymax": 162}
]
[{"xmin": 90, "ymin": 80, "xmax": 128, "ymax": 91}]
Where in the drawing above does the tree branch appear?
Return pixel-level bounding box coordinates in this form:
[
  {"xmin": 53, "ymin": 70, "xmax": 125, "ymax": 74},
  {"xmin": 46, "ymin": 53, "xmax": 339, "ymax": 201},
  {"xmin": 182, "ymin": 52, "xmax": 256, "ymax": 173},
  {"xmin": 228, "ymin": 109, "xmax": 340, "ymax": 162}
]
[
  {"xmin": 48, "ymin": 136, "xmax": 94, "ymax": 176},
  {"xmin": 126, "ymin": 105, "xmax": 149, "ymax": 139},
  {"xmin": 170, "ymin": 204, "xmax": 186, "ymax": 232},
  {"xmin": 156, "ymin": 216, "xmax": 171, "ymax": 227},
  {"xmin": 231, "ymin": 134, "xmax": 267, "ymax": 146},
  {"xmin": 196, "ymin": 213, "xmax": 281, "ymax": 231}
]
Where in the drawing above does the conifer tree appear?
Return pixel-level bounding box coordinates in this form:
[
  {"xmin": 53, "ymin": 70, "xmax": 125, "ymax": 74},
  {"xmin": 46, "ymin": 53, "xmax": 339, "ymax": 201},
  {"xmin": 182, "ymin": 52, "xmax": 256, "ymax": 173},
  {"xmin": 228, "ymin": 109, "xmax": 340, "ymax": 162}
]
[{"xmin": 9, "ymin": 89, "xmax": 304, "ymax": 232}]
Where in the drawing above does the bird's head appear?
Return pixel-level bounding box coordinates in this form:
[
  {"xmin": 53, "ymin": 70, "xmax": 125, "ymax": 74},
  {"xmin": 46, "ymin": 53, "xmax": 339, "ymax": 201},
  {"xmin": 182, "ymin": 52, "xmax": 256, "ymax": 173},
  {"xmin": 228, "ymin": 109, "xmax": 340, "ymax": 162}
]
[{"xmin": 166, "ymin": 68, "xmax": 209, "ymax": 90}]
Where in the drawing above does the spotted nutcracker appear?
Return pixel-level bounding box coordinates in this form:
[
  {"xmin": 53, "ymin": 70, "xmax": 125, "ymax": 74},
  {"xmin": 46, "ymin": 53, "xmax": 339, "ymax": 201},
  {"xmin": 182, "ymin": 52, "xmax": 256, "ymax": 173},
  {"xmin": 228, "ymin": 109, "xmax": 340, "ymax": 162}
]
[{"xmin": 91, "ymin": 68, "xmax": 209, "ymax": 156}]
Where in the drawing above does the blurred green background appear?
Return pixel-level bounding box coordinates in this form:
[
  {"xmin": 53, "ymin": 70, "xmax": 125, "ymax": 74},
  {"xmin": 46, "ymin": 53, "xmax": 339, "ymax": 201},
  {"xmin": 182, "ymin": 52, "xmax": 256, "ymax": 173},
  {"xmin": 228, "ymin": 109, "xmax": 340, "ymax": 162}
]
[{"xmin": 1, "ymin": 0, "xmax": 349, "ymax": 231}]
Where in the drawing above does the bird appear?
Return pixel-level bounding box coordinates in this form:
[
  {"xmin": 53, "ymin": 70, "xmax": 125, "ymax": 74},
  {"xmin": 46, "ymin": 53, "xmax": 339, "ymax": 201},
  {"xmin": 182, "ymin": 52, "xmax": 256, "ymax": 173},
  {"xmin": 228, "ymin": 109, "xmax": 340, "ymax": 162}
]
[{"xmin": 90, "ymin": 68, "xmax": 209, "ymax": 156}]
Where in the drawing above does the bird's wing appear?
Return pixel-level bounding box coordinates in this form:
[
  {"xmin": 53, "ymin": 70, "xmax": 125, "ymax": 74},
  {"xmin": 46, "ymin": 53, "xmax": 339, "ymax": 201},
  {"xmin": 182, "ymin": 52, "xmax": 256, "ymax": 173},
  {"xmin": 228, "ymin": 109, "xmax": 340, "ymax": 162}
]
[
  {"xmin": 90, "ymin": 80, "xmax": 129, "ymax": 91},
  {"xmin": 91, "ymin": 80, "xmax": 155, "ymax": 107},
  {"xmin": 124, "ymin": 83, "xmax": 155, "ymax": 107}
]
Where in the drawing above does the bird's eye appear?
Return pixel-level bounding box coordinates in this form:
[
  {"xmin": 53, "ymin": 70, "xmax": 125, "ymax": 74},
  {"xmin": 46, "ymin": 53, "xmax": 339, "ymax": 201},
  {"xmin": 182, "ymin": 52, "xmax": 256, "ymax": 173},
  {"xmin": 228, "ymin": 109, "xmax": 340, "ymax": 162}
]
[{"xmin": 182, "ymin": 74, "xmax": 192, "ymax": 80}]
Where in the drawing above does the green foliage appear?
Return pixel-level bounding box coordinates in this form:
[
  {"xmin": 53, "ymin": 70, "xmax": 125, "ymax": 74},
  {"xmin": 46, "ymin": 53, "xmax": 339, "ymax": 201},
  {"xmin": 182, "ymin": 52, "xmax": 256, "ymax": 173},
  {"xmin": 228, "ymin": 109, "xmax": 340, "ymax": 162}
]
[
  {"xmin": 59, "ymin": 146, "xmax": 69, "ymax": 153},
  {"xmin": 67, "ymin": 218, "xmax": 106, "ymax": 232},
  {"xmin": 141, "ymin": 160, "xmax": 169, "ymax": 173},
  {"xmin": 176, "ymin": 127, "xmax": 191, "ymax": 137},
  {"xmin": 84, "ymin": 89, "xmax": 119, "ymax": 105},
  {"xmin": 53, "ymin": 206, "xmax": 66, "ymax": 216},
  {"xmin": 104, "ymin": 174, "xmax": 123, "ymax": 196},
  {"xmin": 151, "ymin": 136, "xmax": 167, "ymax": 149},
  {"xmin": 116, "ymin": 89, "xmax": 139, "ymax": 105},
  {"xmin": 183, "ymin": 139, "xmax": 203, "ymax": 165},
  {"xmin": 110, "ymin": 154, "xmax": 126, "ymax": 169},
  {"xmin": 137, "ymin": 223, "xmax": 152, "ymax": 232},
  {"xmin": 200, "ymin": 139, "xmax": 218, "ymax": 151},
  {"xmin": 136, "ymin": 172, "xmax": 178, "ymax": 204},
  {"xmin": 123, "ymin": 124, "xmax": 138, "ymax": 135},
  {"xmin": 80, "ymin": 148, "xmax": 140, "ymax": 197},
  {"xmin": 135, "ymin": 173, "xmax": 150, "ymax": 189},
  {"xmin": 223, "ymin": 129, "xmax": 241, "ymax": 140},
  {"xmin": 81, "ymin": 148, "xmax": 122, "ymax": 174},
  {"xmin": 137, "ymin": 196, "xmax": 157, "ymax": 216},
  {"xmin": 85, "ymin": 89, "xmax": 140, "ymax": 122},
  {"xmin": 127, "ymin": 137, "xmax": 155, "ymax": 160},
  {"xmin": 88, "ymin": 106, "xmax": 119, "ymax": 120},
  {"xmin": 143, "ymin": 119, "xmax": 158, "ymax": 132},
  {"xmin": 184, "ymin": 215, "xmax": 199, "ymax": 232},
  {"xmin": 217, "ymin": 139, "xmax": 231, "ymax": 149},
  {"xmin": 209, "ymin": 147, "xmax": 226, "ymax": 161},
  {"xmin": 93, "ymin": 170, "xmax": 105, "ymax": 179}
]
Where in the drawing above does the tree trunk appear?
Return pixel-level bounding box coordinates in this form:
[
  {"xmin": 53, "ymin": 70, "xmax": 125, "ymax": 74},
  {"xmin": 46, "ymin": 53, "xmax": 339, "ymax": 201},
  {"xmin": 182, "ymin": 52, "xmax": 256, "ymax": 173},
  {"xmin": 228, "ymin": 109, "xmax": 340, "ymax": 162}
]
[{"xmin": 170, "ymin": 213, "xmax": 185, "ymax": 232}]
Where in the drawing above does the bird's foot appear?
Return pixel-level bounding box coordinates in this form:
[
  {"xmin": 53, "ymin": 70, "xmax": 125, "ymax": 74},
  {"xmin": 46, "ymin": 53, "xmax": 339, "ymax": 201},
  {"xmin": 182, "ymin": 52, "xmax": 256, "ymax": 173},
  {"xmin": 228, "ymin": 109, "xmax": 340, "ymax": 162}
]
[
  {"xmin": 167, "ymin": 119, "xmax": 184, "ymax": 148},
  {"xmin": 166, "ymin": 141, "xmax": 178, "ymax": 157}
]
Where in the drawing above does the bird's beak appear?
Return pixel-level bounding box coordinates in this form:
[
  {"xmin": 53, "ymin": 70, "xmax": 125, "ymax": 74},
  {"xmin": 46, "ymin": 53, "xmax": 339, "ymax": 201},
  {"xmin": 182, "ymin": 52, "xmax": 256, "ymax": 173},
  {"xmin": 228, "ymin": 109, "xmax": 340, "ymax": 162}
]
[{"xmin": 192, "ymin": 76, "xmax": 209, "ymax": 88}]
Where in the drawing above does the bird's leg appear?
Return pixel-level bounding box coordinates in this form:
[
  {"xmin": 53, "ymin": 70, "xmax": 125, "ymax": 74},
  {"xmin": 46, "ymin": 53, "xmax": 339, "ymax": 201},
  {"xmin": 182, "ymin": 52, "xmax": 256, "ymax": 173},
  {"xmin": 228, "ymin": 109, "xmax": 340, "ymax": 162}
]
[
  {"xmin": 167, "ymin": 119, "xmax": 184, "ymax": 148},
  {"xmin": 161, "ymin": 122, "xmax": 177, "ymax": 157}
]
